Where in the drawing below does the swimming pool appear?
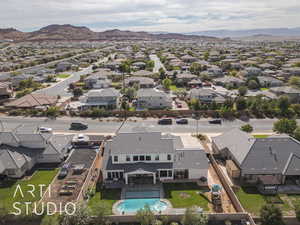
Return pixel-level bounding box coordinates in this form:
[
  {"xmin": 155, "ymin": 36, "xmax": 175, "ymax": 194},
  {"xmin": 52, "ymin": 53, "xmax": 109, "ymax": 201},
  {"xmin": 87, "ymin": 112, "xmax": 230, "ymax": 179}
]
[{"xmin": 116, "ymin": 198, "xmax": 168, "ymax": 214}]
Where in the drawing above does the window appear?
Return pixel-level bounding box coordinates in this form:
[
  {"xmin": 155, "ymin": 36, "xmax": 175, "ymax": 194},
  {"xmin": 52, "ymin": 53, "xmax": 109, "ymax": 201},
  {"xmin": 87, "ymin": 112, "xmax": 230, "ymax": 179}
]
[
  {"xmin": 168, "ymin": 170, "xmax": 173, "ymax": 177},
  {"xmin": 167, "ymin": 154, "xmax": 172, "ymax": 161},
  {"xmin": 146, "ymin": 155, "xmax": 151, "ymax": 161},
  {"xmin": 140, "ymin": 155, "xmax": 145, "ymax": 161},
  {"xmin": 113, "ymin": 156, "xmax": 118, "ymax": 162},
  {"xmin": 160, "ymin": 170, "xmax": 168, "ymax": 177},
  {"xmin": 155, "ymin": 155, "xmax": 159, "ymax": 161},
  {"xmin": 7, "ymin": 169, "xmax": 16, "ymax": 175},
  {"xmin": 133, "ymin": 155, "xmax": 139, "ymax": 161},
  {"xmin": 107, "ymin": 172, "xmax": 112, "ymax": 179},
  {"xmin": 126, "ymin": 155, "xmax": 131, "ymax": 162}
]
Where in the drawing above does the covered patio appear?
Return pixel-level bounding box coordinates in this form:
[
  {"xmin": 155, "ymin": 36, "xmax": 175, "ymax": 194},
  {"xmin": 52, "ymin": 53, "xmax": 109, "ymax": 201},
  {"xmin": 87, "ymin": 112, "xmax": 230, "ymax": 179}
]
[{"xmin": 125, "ymin": 168, "xmax": 156, "ymax": 185}]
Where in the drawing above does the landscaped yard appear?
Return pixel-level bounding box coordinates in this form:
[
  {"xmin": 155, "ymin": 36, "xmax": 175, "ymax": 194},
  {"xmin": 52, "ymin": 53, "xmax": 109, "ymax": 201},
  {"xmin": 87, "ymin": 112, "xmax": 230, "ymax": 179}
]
[
  {"xmin": 236, "ymin": 187, "xmax": 299, "ymax": 216},
  {"xmin": 0, "ymin": 169, "xmax": 58, "ymax": 211},
  {"xmin": 169, "ymin": 85, "xmax": 186, "ymax": 92},
  {"xmin": 88, "ymin": 188, "xmax": 121, "ymax": 214},
  {"xmin": 253, "ymin": 134, "xmax": 270, "ymax": 138},
  {"xmin": 56, "ymin": 73, "xmax": 71, "ymax": 79},
  {"xmin": 163, "ymin": 183, "xmax": 210, "ymax": 211}
]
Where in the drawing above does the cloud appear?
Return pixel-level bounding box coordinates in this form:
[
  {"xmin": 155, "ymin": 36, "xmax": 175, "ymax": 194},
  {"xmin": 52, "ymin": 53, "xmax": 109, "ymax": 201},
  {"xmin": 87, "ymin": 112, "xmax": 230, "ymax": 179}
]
[{"xmin": 0, "ymin": 0, "xmax": 299, "ymax": 32}]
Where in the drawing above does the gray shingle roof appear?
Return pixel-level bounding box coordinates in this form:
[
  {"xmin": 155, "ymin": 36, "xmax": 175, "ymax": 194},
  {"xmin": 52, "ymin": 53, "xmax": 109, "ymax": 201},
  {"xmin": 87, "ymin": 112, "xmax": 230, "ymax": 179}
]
[{"xmin": 173, "ymin": 149, "xmax": 208, "ymax": 170}]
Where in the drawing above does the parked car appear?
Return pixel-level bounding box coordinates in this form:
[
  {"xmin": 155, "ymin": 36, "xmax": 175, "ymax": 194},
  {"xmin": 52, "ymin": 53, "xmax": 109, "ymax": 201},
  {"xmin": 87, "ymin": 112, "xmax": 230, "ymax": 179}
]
[
  {"xmin": 158, "ymin": 118, "xmax": 173, "ymax": 125},
  {"xmin": 176, "ymin": 118, "xmax": 188, "ymax": 124},
  {"xmin": 38, "ymin": 127, "xmax": 52, "ymax": 133},
  {"xmin": 58, "ymin": 164, "xmax": 70, "ymax": 179},
  {"xmin": 70, "ymin": 122, "xmax": 88, "ymax": 130},
  {"xmin": 209, "ymin": 119, "xmax": 222, "ymax": 124}
]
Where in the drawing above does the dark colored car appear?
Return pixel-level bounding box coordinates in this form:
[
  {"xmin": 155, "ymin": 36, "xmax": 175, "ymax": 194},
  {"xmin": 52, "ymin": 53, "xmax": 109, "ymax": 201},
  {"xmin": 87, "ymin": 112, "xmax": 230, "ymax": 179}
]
[
  {"xmin": 176, "ymin": 118, "xmax": 188, "ymax": 124},
  {"xmin": 58, "ymin": 163, "xmax": 70, "ymax": 179},
  {"xmin": 158, "ymin": 118, "xmax": 173, "ymax": 125},
  {"xmin": 70, "ymin": 122, "xmax": 88, "ymax": 130},
  {"xmin": 209, "ymin": 119, "xmax": 222, "ymax": 124}
]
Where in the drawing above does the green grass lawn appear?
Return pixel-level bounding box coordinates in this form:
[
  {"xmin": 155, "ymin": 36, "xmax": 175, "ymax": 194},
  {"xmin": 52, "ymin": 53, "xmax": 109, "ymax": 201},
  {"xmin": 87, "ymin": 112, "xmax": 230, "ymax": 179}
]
[
  {"xmin": 236, "ymin": 187, "xmax": 297, "ymax": 216},
  {"xmin": 0, "ymin": 169, "xmax": 58, "ymax": 211},
  {"xmin": 163, "ymin": 183, "xmax": 210, "ymax": 211},
  {"xmin": 260, "ymin": 88, "xmax": 269, "ymax": 91},
  {"xmin": 169, "ymin": 85, "xmax": 186, "ymax": 92},
  {"xmin": 88, "ymin": 188, "xmax": 121, "ymax": 215},
  {"xmin": 56, "ymin": 73, "xmax": 70, "ymax": 79},
  {"xmin": 253, "ymin": 135, "xmax": 270, "ymax": 138}
]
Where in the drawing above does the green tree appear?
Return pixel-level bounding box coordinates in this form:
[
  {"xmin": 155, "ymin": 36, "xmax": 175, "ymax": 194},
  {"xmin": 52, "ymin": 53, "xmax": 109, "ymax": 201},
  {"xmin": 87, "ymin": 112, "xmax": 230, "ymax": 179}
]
[
  {"xmin": 238, "ymin": 86, "xmax": 248, "ymax": 96},
  {"xmin": 181, "ymin": 207, "xmax": 208, "ymax": 225},
  {"xmin": 124, "ymin": 87, "xmax": 136, "ymax": 101},
  {"xmin": 159, "ymin": 68, "xmax": 166, "ymax": 80},
  {"xmin": 288, "ymin": 76, "xmax": 300, "ymax": 88},
  {"xmin": 190, "ymin": 63, "xmax": 202, "ymax": 75},
  {"xmin": 91, "ymin": 202, "xmax": 111, "ymax": 225},
  {"xmin": 189, "ymin": 98, "xmax": 201, "ymax": 110},
  {"xmin": 73, "ymin": 88, "xmax": 83, "ymax": 97},
  {"xmin": 294, "ymin": 126, "xmax": 300, "ymax": 141},
  {"xmin": 296, "ymin": 204, "xmax": 300, "ymax": 222},
  {"xmin": 162, "ymin": 78, "xmax": 172, "ymax": 90},
  {"xmin": 260, "ymin": 204, "xmax": 284, "ymax": 225},
  {"xmin": 136, "ymin": 205, "xmax": 156, "ymax": 225},
  {"xmin": 45, "ymin": 106, "xmax": 60, "ymax": 117},
  {"xmin": 248, "ymin": 79, "xmax": 259, "ymax": 90},
  {"xmin": 273, "ymin": 118, "xmax": 297, "ymax": 135},
  {"xmin": 120, "ymin": 61, "xmax": 131, "ymax": 74},
  {"xmin": 241, "ymin": 124, "xmax": 253, "ymax": 133},
  {"xmin": 59, "ymin": 203, "xmax": 92, "ymax": 225},
  {"xmin": 277, "ymin": 96, "xmax": 290, "ymax": 116},
  {"xmin": 236, "ymin": 97, "xmax": 247, "ymax": 111}
]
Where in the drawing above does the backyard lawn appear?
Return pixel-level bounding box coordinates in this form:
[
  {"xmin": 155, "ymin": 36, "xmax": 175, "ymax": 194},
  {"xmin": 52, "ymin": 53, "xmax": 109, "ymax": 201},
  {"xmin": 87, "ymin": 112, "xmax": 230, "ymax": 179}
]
[
  {"xmin": 88, "ymin": 188, "xmax": 121, "ymax": 214},
  {"xmin": 236, "ymin": 187, "xmax": 298, "ymax": 216},
  {"xmin": 0, "ymin": 169, "xmax": 58, "ymax": 211},
  {"xmin": 169, "ymin": 85, "xmax": 186, "ymax": 92},
  {"xmin": 253, "ymin": 135, "xmax": 270, "ymax": 138},
  {"xmin": 56, "ymin": 73, "xmax": 71, "ymax": 79},
  {"xmin": 163, "ymin": 183, "xmax": 210, "ymax": 211}
]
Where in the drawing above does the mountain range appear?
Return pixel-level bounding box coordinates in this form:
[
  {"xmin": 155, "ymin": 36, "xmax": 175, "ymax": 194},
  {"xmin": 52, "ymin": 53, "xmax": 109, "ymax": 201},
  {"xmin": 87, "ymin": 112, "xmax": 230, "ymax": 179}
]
[
  {"xmin": 0, "ymin": 24, "xmax": 218, "ymax": 42},
  {"xmin": 187, "ymin": 27, "xmax": 300, "ymax": 38}
]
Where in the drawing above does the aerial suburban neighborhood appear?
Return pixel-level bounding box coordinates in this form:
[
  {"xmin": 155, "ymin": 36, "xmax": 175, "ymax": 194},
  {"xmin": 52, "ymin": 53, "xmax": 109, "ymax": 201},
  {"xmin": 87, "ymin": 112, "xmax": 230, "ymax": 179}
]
[{"xmin": 1, "ymin": 2, "xmax": 300, "ymax": 225}]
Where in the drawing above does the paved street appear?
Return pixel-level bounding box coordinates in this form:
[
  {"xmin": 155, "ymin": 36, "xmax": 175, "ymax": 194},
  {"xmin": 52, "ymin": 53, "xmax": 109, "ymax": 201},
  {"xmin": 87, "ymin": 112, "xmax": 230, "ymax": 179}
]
[
  {"xmin": 150, "ymin": 54, "xmax": 166, "ymax": 73},
  {"xmin": 1, "ymin": 116, "xmax": 298, "ymax": 134},
  {"xmin": 35, "ymin": 55, "xmax": 111, "ymax": 97}
]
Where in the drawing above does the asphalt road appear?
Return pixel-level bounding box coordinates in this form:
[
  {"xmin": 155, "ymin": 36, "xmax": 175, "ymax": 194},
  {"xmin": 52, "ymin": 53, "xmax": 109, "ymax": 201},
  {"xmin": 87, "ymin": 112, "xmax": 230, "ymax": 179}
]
[
  {"xmin": 150, "ymin": 54, "xmax": 166, "ymax": 73},
  {"xmin": 1, "ymin": 116, "xmax": 298, "ymax": 134},
  {"xmin": 34, "ymin": 55, "xmax": 111, "ymax": 97}
]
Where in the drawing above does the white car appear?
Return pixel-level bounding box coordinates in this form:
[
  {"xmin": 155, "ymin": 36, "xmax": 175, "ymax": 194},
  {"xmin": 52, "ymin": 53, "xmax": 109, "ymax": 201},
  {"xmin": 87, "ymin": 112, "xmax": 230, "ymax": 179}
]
[{"xmin": 38, "ymin": 127, "xmax": 53, "ymax": 133}]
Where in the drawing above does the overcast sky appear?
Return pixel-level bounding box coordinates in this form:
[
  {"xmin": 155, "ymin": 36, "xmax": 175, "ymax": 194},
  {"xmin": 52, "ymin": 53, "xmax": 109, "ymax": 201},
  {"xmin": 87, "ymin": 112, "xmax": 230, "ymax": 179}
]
[{"xmin": 1, "ymin": 0, "xmax": 300, "ymax": 32}]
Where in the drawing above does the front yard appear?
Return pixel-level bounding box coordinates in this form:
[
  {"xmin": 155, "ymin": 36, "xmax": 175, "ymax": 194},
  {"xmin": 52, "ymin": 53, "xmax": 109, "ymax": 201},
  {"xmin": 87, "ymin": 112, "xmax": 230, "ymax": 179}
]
[
  {"xmin": 0, "ymin": 169, "xmax": 58, "ymax": 211},
  {"xmin": 235, "ymin": 187, "xmax": 299, "ymax": 216},
  {"xmin": 163, "ymin": 183, "xmax": 210, "ymax": 211},
  {"xmin": 88, "ymin": 188, "xmax": 121, "ymax": 214}
]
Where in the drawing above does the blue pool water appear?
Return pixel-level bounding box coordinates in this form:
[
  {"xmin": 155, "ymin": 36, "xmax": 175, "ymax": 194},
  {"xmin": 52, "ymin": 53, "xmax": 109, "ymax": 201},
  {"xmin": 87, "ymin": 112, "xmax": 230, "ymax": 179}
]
[{"xmin": 116, "ymin": 198, "xmax": 167, "ymax": 213}]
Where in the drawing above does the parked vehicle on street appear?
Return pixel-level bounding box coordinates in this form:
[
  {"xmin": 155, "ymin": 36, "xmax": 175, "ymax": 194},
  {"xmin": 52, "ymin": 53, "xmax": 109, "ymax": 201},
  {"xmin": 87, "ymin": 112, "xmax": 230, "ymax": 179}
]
[
  {"xmin": 158, "ymin": 118, "xmax": 173, "ymax": 125},
  {"xmin": 58, "ymin": 163, "xmax": 70, "ymax": 179},
  {"xmin": 70, "ymin": 122, "xmax": 88, "ymax": 130},
  {"xmin": 176, "ymin": 118, "xmax": 188, "ymax": 124},
  {"xmin": 209, "ymin": 119, "xmax": 222, "ymax": 124},
  {"xmin": 38, "ymin": 127, "xmax": 53, "ymax": 133}
]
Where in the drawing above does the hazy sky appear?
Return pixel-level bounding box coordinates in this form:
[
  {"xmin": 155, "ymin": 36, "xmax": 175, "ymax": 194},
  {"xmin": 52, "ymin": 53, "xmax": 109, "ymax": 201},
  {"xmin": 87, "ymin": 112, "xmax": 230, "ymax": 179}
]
[{"xmin": 1, "ymin": 0, "xmax": 300, "ymax": 32}]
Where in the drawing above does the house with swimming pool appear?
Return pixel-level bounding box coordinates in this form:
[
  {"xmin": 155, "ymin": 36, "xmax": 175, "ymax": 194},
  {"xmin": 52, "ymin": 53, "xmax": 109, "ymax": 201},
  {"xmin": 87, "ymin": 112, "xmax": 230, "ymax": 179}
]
[{"xmin": 102, "ymin": 130, "xmax": 209, "ymax": 186}]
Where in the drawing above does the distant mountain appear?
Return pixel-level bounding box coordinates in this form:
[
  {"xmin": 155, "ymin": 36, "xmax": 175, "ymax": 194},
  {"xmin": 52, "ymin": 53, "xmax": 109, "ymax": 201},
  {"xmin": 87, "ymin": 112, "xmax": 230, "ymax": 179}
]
[
  {"xmin": 0, "ymin": 28, "xmax": 28, "ymax": 41},
  {"xmin": 187, "ymin": 27, "xmax": 300, "ymax": 38},
  {"xmin": 0, "ymin": 24, "xmax": 219, "ymax": 42}
]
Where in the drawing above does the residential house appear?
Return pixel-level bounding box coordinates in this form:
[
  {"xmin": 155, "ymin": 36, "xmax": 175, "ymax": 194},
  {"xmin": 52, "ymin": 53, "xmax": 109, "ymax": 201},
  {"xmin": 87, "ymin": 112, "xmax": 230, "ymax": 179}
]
[
  {"xmin": 176, "ymin": 73, "xmax": 197, "ymax": 86},
  {"xmin": 131, "ymin": 62, "xmax": 146, "ymax": 70},
  {"xmin": 270, "ymin": 86, "xmax": 300, "ymax": 103},
  {"xmin": 79, "ymin": 88, "xmax": 121, "ymax": 110},
  {"xmin": 243, "ymin": 67, "xmax": 262, "ymax": 77},
  {"xmin": 188, "ymin": 88, "xmax": 226, "ymax": 104},
  {"xmin": 214, "ymin": 76, "xmax": 245, "ymax": 88},
  {"xmin": 125, "ymin": 77, "xmax": 155, "ymax": 89},
  {"xmin": 257, "ymin": 76, "xmax": 284, "ymax": 88},
  {"xmin": 5, "ymin": 93, "xmax": 58, "ymax": 109},
  {"xmin": 55, "ymin": 62, "xmax": 72, "ymax": 73},
  {"xmin": 212, "ymin": 129, "xmax": 300, "ymax": 194},
  {"xmin": 84, "ymin": 72, "xmax": 112, "ymax": 89},
  {"xmin": 136, "ymin": 88, "xmax": 172, "ymax": 109},
  {"xmin": 102, "ymin": 130, "xmax": 209, "ymax": 185},
  {"xmin": 0, "ymin": 131, "xmax": 72, "ymax": 178},
  {"xmin": 0, "ymin": 82, "xmax": 13, "ymax": 100}
]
